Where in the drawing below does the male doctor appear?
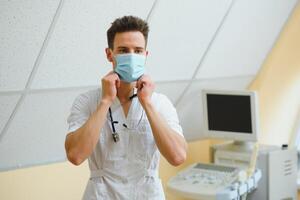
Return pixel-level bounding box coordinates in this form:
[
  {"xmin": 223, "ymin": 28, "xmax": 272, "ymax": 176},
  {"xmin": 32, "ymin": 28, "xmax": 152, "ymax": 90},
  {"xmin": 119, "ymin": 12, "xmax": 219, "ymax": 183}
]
[{"xmin": 65, "ymin": 16, "xmax": 187, "ymax": 199}]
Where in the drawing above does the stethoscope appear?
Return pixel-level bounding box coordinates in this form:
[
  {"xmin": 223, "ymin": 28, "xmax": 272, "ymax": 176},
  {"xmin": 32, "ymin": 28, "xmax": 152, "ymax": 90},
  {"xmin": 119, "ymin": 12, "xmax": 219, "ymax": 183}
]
[
  {"xmin": 108, "ymin": 107, "xmax": 120, "ymax": 142},
  {"xmin": 108, "ymin": 93, "xmax": 142, "ymax": 143}
]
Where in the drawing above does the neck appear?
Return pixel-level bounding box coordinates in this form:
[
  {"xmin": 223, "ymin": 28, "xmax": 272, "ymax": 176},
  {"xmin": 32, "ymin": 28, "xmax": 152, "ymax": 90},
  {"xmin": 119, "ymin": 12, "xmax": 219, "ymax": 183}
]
[{"xmin": 117, "ymin": 81, "xmax": 135, "ymax": 102}]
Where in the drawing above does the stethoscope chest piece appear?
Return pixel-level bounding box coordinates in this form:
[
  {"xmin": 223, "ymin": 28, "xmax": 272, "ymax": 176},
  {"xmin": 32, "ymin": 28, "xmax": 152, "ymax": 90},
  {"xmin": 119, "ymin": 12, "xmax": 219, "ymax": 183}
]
[{"xmin": 112, "ymin": 132, "xmax": 120, "ymax": 143}]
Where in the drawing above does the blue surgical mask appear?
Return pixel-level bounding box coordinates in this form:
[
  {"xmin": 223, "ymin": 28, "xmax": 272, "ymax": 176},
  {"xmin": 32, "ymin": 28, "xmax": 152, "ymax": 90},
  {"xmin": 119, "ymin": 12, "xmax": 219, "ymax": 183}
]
[{"xmin": 114, "ymin": 53, "xmax": 146, "ymax": 83}]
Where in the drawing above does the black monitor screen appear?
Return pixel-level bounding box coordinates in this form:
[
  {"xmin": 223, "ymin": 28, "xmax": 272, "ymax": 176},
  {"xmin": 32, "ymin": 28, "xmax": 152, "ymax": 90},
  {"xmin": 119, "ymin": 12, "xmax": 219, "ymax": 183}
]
[{"xmin": 207, "ymin": 94, "xmax": 252, "ymax": 133}]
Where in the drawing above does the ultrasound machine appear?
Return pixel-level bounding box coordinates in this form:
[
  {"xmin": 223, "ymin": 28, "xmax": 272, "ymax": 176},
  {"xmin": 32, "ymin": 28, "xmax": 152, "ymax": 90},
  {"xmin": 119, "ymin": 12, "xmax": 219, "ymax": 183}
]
[{"xmin": 168, "ymin": 89, "xmax": 297, "ymax": 200}]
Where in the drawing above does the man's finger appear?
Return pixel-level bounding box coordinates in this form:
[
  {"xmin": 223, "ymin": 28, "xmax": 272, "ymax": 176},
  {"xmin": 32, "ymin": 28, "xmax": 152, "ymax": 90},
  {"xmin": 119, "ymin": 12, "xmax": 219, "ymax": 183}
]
[
  {"xmin": 136, "ymin": 77, "xmax": 142, "ymax": 90},
  {"xmin": 116, "ymin": 76, "xmax": 120, "ymax": 88},
  {"xmin": 111, "ymin": 72, "xmax": 118, "ymax": 79}
]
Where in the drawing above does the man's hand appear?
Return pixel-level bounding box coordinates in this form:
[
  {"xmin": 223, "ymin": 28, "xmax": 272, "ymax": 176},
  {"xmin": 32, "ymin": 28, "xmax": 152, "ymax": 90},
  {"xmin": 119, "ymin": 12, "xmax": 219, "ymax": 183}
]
[
  {"xmin": 136, "ymin": 75, "xmax": 155, "ymax": 106},
  {"xmin": 101, "ymin": 71, "xmax": 120, "ymax": 105}
]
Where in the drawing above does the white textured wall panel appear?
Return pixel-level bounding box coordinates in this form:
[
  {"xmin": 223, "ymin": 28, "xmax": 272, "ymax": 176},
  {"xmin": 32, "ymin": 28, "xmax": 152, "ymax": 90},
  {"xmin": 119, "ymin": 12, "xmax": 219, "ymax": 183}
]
[
  {"xmin": 31, "ymin": 0, "xmax": 155, "ymax": 90},
  {"xmin": 0, "ymin": 0, "xmax": 61, "ymax": 91},
  {"xmin": 155, "ymin": 81, "xmax": 188, "ymax": 104},
  {"xmin": 196, "ymin": 0, "xmax": 298, "ymax": 79},
  {"xmin": 0, "ymin": 89, "xmax": 91, "ymax": 171},
  {"xmin": 176, "ymin": 76, "xmax": 255, "ymax": 141},
  {"xmin": 146, "ymin": 0, "xmax": 233, "ymax": 81},
  {"xmin": 0, "ymin": 95, "xmax": 20, "ymax": 135}
]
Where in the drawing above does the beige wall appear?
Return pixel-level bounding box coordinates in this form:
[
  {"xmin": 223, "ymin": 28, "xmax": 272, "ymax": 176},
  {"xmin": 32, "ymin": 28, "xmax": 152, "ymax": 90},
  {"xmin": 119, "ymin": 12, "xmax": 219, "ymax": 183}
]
[
  {"xmin": 1, "ymin": 3, "xmax": 300, "ymax": 200},
  {"xmin": 248, "ymin": 3, "xmax": 300, "ymax": 146},
  {"xmin": 0, "ymin": 162, "xmax": 89, "ymax": 200}
]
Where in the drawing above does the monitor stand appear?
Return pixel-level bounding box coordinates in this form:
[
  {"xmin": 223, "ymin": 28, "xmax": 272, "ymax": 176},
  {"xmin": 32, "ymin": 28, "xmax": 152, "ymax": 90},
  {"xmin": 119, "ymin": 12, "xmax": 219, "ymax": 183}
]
[
  {"xmin": 230, "ymin": 141, "xmax": 255, "ymax": 151},
  {"xmin": 210, "ymin": 140, "xmax": 257, "ymax": 170}
]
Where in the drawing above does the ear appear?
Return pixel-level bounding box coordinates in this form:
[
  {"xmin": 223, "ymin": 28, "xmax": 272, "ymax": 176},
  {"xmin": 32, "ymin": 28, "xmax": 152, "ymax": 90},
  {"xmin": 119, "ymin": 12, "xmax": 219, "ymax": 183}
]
[
  {"xmin": 146, "ymin": 50, "xmax": 149, "ymax": 57},
  {"xmin": 105, "ymin": 48, "xmax": 113, "ymax": 62}
]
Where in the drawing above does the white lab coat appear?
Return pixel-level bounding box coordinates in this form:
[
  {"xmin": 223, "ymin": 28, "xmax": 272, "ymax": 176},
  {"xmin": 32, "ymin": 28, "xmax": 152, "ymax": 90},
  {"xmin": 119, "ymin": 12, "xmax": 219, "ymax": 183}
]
[{"xmin": 67, "ymin": 88, "xmax": 184, "ymax": 200}]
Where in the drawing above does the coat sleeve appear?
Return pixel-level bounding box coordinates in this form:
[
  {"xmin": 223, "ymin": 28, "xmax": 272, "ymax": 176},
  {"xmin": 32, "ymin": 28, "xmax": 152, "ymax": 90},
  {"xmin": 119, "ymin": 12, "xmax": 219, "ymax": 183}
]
[
  {"xmin": 157, "ymin": 94, "xmax": 184, "ymax": 137},
  {"xmin": 67, "ymin": 92, "xmax": 91, "ymax": 133}
]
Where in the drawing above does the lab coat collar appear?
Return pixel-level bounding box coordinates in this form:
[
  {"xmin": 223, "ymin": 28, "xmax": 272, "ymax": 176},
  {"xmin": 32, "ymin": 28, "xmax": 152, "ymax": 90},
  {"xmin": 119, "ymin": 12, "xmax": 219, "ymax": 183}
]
[{"xmin": 110, "ymin": 87, "xmax": 138, "ymax": 118}]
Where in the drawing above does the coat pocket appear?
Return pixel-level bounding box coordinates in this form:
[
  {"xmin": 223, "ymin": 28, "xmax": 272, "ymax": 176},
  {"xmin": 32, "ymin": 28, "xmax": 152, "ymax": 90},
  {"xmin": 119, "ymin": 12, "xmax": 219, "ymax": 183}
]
[{"xmin": 105, "ymin": 131, "xmax": 129, "ymax": 161}]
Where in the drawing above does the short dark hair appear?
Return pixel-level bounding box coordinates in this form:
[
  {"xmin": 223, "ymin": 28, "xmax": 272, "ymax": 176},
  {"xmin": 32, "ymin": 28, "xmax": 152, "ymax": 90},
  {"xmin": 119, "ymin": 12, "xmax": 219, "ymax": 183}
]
[{"xmin": 107, "ymin": 16, "xmax": 149, "ymax": 49}]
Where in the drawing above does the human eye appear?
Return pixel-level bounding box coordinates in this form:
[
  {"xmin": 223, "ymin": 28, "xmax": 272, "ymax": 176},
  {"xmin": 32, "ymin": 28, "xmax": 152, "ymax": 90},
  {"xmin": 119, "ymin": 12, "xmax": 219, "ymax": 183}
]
[
  {"xmin": 118, "ymin": 49, "xmax": 127, "ymax": 54},
  {"xmin": 135, "ymin": 49, "xmax": 144, "ymax": 54},
  {"xmin": 117, "ymin": 47, "xmax": 129, "ymax": 54}
]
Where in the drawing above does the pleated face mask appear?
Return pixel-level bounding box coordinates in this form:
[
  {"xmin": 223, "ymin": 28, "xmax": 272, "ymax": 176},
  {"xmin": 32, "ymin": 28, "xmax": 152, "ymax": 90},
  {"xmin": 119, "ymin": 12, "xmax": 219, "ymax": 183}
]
[{"xmin": 114, "ymin": 53, "xmax": 146, "ymax": 83}]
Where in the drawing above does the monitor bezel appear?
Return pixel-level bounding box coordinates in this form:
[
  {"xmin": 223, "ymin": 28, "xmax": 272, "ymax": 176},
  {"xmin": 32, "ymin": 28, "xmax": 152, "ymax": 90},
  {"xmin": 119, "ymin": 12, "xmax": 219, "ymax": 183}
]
[{"xmin": 202, "ymin": 89, "xmax": 259, "ymax": 142}]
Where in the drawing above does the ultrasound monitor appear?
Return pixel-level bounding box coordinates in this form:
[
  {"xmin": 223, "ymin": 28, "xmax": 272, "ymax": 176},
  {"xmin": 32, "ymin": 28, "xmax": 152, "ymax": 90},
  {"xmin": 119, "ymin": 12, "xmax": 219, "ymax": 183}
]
[{"xmin": 202, "ymin": 90, "xmax": 259, "ymax": 142}]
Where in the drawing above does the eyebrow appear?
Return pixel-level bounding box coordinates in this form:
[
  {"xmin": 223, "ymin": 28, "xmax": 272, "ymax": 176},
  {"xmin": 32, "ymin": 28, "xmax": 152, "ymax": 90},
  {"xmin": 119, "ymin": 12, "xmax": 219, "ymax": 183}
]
[{"xmin": 117, "ymin": 46, "xmax": 145, "ymax": 50}]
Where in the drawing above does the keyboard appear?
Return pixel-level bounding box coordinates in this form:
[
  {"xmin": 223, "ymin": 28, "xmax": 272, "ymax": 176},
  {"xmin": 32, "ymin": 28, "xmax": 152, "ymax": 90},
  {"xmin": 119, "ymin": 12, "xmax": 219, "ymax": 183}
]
[{"xmin": 168, "ymin": 162, "xmax": 245, "ymax": 200}]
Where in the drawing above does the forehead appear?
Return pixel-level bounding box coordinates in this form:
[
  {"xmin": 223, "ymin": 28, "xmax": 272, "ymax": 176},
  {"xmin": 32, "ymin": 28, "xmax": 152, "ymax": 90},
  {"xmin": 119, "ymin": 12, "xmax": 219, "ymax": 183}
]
[{"xmin": 113, "ymin": 31, "xmax": 146, "ymax": 49}]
